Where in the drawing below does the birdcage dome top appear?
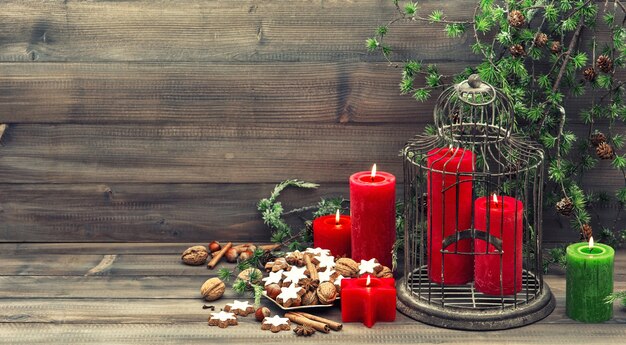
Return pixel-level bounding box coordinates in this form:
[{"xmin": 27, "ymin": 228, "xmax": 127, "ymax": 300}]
[{"xmin": 434, "ymin": 74, "xmax": 514, "ymax": 145}]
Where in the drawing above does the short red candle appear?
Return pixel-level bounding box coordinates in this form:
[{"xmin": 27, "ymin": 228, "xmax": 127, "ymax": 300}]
[
  {"xmin": 340, "ymin": 275, "xmax": 396, "ymax": 328},
  {"xmin": 313, "ymin": 210, "xmax": 352, "ymax": 258},
  {"xmin": 474, "ymin": 195, "xmax": 523, "ymax": 295},
  {"xmin": 350, "ymin": 166, "xmax": 396, "ymax": 268},
  {"xmin": 427, "ymin": 147, "xmax": 474, "ymax": 285}
]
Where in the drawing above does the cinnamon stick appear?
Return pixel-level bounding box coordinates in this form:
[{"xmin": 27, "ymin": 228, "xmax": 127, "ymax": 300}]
[
  {"xmin": 207, "ymin": 242, "xmax": 232, "ymax": 269},
  {"xmin": 285, "ymin": 312, "xmax": 330, "ymax": 333},
  {"xmin": 294, "ymin": 312, "xmax": 342, "ymax": 331},
  {"xmin": 304, "ymin": 254, "xmax": 319, "ymax": 281}
]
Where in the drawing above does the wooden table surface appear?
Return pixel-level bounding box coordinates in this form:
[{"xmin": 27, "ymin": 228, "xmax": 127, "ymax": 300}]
[{"xmin": 1, "ymin": 243, "xmax": 624, "ymax": 344}]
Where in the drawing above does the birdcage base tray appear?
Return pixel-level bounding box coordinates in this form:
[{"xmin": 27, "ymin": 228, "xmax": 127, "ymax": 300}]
[{"xmin": 396, "ymin": 276, "xmax": 555, "ymax": 331}]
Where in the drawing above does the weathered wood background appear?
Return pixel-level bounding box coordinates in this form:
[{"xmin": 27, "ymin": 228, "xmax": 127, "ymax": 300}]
[{"xmin": 0, "ymin": 0, "xmax": 623, "ymax": 243}]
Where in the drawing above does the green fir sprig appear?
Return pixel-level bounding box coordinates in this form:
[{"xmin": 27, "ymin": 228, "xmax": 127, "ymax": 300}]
[{"xmin": 605, "ymin": 290, "xmax": 626, "ymax": 307}]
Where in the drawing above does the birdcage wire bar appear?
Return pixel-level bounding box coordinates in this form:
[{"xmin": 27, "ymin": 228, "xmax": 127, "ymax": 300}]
[{"xmin": 396, "ymin": 75, "xmax": 555, "ymax": 330}]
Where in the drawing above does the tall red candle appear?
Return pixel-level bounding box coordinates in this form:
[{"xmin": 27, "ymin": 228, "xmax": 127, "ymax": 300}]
[
  {"xmin": 350, "ymin": 165, "xmax": 396, "ymax": 268},
  {"xmin": 341, "ymin": 275, "xmax": 396, "ymax": 328},
  {"xmin": 313, "ymin": 210, "xmax": 352, "ymax": 258},
  {"xmin": 474, "ymin": 195, "xmax": 523, "ymax": 295},
  {"xmin": 427, "ymin": 147, "xmax": 474, "ymax": 285}
]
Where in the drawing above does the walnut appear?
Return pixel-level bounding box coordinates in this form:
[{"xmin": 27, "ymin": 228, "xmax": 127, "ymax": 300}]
[
  {"xmin": 237, "ymin": 268, "xmax": 263, "ymax": 285},
  {"xmin": 316, "ymin": 282, "xmax": 338, "ymax": 304},
  {"xmin": 200, "ymin": 277, "xmax": 225, "ymax": 301},
  {"xmin": 302, "ymin": 290, "xmax": 318, "ymax": 306},
  {"xmin": 181, "ymin": 245, "xmax": 209, "ymax": 265},
  {"xmin": 335, "ymin": 258, "xmax": 359, "ymax": 277},
  {"xmin": 376, "ymin": 266, "xmax": 393, "ymax": 278}
]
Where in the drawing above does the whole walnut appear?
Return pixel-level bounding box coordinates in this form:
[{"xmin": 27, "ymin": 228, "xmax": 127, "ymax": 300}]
[
  {"xmin": 316, "ymin": 282, "xmax": 338, "ymax": 304},
  {"xmin": 302, "ymin": 290, "xmax": 319, "ymax": 306},
  {"xmin": 200, "ymin": 277, "xmax": 225, "ymax": 301},
  {"xmin": 181, "ymin": 245, "xmax": 209, "ymax": 265},
  {"xmin": 335, "ymin": 258, "xmax": 359, "ymax": 277},
  {"xmin": 237, "ymin": 268, "xmax": 263, "ymax": 285},
  {"xmin": 376, "ymin": 266, "xmax": 394, "ymax": 278}
]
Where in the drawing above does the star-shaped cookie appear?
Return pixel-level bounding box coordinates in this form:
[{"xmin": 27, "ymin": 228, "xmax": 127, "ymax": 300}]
[
  {"xmin": 359, "ymin": 258, "xmax": 381, "ymax": 275},
  {"xmin": 224, "ymin": 300, "xmax": 255, "ymax": 316},
  {"xmin": 305, "ymin": 247, "xmax": 331, "ymax": 257},
  {"xmin": 261, "ymin": 315, "xmax": 291, "ymax": 333},
  {"xmin": 208, "ymin": 310, "xmax": 238, "ymax": 328},
  {"xmin": 317, "ymin": 255, "xmax": 336, "ymax": 270},
  {"xmin": 318, "ymin": 269, "xmax": 336, "ymax": 283},
  {"xmin": 262, "ymin": 270, "xmax": 284, "ymax": 286},
  {"xmin": 277, "ymin": 283, "xmax": 305, "ymax": 308},
  {"xmin": 282, "ymin": 266, "xmax": 307, "ymax": 284}
]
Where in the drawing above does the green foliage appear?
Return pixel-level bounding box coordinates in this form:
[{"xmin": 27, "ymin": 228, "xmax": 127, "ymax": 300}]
[
  {"xmin": 605, "ymin": 291, "xmax": 626, "ymax": 307},
  {"xmin": 367, "ymin": 0, "xmax": 626, "ymax": 248},
  {"xmin": 218, "ymin": 268, "xmax": 233, "ymax": 282}
]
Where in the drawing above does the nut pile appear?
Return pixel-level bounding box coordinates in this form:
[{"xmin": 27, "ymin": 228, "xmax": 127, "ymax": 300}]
[{"xmin": 262, "ymin": 247, "xmax": 393, "ymax": 307}]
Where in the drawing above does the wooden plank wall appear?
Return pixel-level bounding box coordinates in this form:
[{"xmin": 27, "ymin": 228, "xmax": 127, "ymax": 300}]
[{"xmin": 0, "ymin": 0, "xmax": 622, "ymax": 243}]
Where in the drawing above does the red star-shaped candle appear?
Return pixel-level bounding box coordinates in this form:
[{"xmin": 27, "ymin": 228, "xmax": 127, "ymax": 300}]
[{"xmin": 340, "ymin": 274, "xmax": 396, "ymax": 328}]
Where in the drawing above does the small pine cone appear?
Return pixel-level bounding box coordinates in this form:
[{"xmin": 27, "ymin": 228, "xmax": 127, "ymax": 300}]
[
  {"xmin": 580, "ymin": 224, "xmax": 593, "ymax": 241},
  {"xmin": 534, "ymin": 32, "xmax": 548, "ymax": 47},
  {"xmin": 590, "ymin": 131, "xmax": 607, "ymax": 147},
  {"xmin": 596, "ymin": 55, "xmax": 613, "ymax": 73},
  {"xmin": 510, "ymin": 44, "xmax": 525, "ymax": 57},
  {"xmin": 550, "ymin": 41, "xmax": 562, "ymax": 54},
  {"xmin": 555, "ymin": 197, "xmax": 574, "ymax": 216},
  {"xmin": 583, "ymin": 67, "xmax": 597, "ymax": 82},
  {"xmin": 596, "ymin": 142, "xmax": 615, "ymax": 159},
  {"xmin": 508, "ymin": 10, "xmax": 525, "ymax": 28}
]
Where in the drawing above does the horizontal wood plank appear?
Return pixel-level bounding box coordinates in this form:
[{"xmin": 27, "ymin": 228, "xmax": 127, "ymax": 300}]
[{"xmin": 0, "ymin": 0, "xmax": 480, "ymax": 63}]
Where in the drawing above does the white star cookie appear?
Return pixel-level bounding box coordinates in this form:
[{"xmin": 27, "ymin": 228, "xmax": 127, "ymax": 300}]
[
  {"xmin": 318, "ymin": 269, "xmax": 336, "ymax": 283},
  {"xmin": 262, "ymin": 270, "xmax": 284, "ymax": 286},
  {"xmin": 261, "ymin": 315, "xmax": 291, "ymax": 332},
  {"xmin": 224, "ymin": 300, "xmax": 255, "ymax": 316},
  {"xmin": 359, "ymin": 258, "xmax": 381, "ymax": 275},
  {"xmin": 276, "ymin": 283, "xmax": 305, "ymax": 308},
  {"xmin": 208, "ymin": 310, "xmax": 238, "ymax": 328},
  {"xmin": 333, "ymin": 274, "xmax": 345, "ymax": 287},
  {"xmin": 317, "ymin": 255, "xmax": 336, "ymax": 270},
  {"xmin": 282, "ymin": 266, "xmax": 307, "ymax": 284},
  {"xmin": 305, "ymin": 247, "xmax": 331, "ymax": 257}
]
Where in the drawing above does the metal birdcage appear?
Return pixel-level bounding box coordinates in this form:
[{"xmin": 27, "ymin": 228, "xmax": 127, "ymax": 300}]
[{"xmin": 396, "ymin": 75, "xmax": 555, "ymax": 330}]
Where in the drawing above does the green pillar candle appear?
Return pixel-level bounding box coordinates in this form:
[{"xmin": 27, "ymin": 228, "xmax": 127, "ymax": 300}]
[{"xmin": 566, "ymin": 239, "xmax": 614, "ymax": 323}]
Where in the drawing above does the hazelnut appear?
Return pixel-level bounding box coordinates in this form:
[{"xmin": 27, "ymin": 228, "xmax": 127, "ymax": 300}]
[
  {"xmin": 265, "ymin": 283, "xmax": 281, "ymax": 299},
  {"xmin": 255, "ymin": 307, "xmax": 271, "ymax": 322},
  {"xmin": 200, "ymin": 277, "xmax": 225, "ymax": 301},
  {"xmin": 239, "ymin": 249, "xmax": 254, "ymax": 262},
  {"xmin": 208, "ymin": 241, "xmax": 221, "ymax": 253},
  {"xmin": 225, "ymin": 248, "xmax": 239, "ymax": 263},
  {"xmin": 181, "ymin": 245, "xmax": 209, "ymax": 265},
  {"xmin": 235, "ymin": 243, "xmax": 255, "ymax": 254},
  {"xmin": 335, "ymin": 258, "xmax": 359, "ymax": 277},
  {"xmin": 237, "ymin": 268, "xmax": 263, "ymax": 285},
  {"xmin": 316, "ymin": 282, "xmax": 337, "ymax": 304}
]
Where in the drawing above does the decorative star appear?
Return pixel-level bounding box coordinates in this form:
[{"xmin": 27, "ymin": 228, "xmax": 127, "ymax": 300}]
[
  {"xmin": 318, "ymin": 269, "xmax": 336, "ymax": 283},
  {"xmin": 359, "ymin": 258, "xmax": 380, "ymax": 275},
  {"xmin": 317, "ymin": 255, "xmax": 336, "ymax": 270},
  {"xmin": 210, "ymin": 310, "xmax": 236, "ymax": 321},
  {"xmin": 305, "ymin": 247, "xmax": 331, "ymax": 257},
  {"xmin": 333, "ymin": 274, "xmax": 345, "ymax": 286},
  {"xmin": 262, "ymin": 270, "xmax": 284, "ymax": 286},
  {"xmin": 286, "ymin": 250, "xmax": 303, "ymax": 257},
  {"xmin": 262, "ymin": 315, "xmax": 290, "ymax": 327},
  {"xmin": 277, "ymin": 283, "xmax": 303, "ymax": 301},
  {"xmin": 283, "ymin": 266, "xmax": 307, "ymax": 284},
  {"xmin": 226, "ymin": 300, "xmax": 252, "ymax": 311}
]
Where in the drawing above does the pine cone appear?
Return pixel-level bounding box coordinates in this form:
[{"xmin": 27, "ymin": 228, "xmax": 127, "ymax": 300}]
[
  {"xmin": 590, "ymin": 131, "xmax": 606, "ymax": 147},
  {"xmin": 510, "ymin": 44, "xmax": 525, "ymax": 57},
  {"xmin": 534, "ymin": 32, "xmax": 548, "ymax": 47},
  {"xmin": 596, "ymin": 55, "xmax": 613, "ymax": 73},
  {"xmin": 550, "ymin": 41, "xmax": 561, "ymax": 54},
  {"xmin": 583, "ymin": 67, "xmax": 597, "ymax": 82},
  {"xmin": 596, "ymin": 142, "xmax": 614, "ymax": 159},
  {"xmin": 508, "ymin": 10, "xmax": 525, "ymax": 28},
  {"xmin": 580, "ymin": 224, "xmax": 593, "ymax": 241},
  {"xmin": 556, "ymin": 197, "xmax": 574, "ymax": 216}
]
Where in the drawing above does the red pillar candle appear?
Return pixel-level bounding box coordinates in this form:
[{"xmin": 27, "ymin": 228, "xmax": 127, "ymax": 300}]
[
  {"xmin": 341, "ymin": 275, "xmax": 396, "ymax": 328},
  {"xmin": 313, "ymin": 210, "xmax": 352, "ymax": 258},
  {"xmin": 349, "ymin": 165, "xmax": 396, "ymax": 268},
  {"xmin": 427, "ymin": 147, "xmax": 474, "ymax": 285},
  {"xmin": 474, "ymin": 195, "xmax": 523, "ymax": 295}
]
